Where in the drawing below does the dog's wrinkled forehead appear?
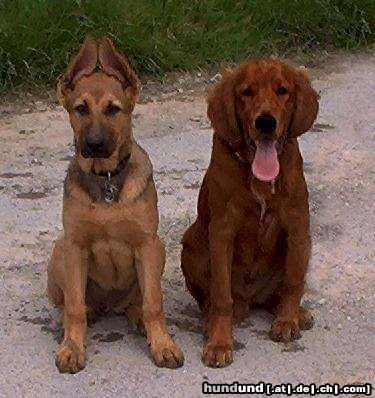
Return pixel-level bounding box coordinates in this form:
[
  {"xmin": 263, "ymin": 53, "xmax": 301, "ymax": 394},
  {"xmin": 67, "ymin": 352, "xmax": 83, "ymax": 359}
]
[{"xmin": 71, "ymin": 73, "xmax": 124, "ymax": 104}]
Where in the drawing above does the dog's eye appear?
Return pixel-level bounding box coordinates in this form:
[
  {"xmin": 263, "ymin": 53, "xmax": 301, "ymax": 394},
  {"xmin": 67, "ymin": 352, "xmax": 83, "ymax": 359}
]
[
  {"xmin": 105, "ymin": 104, "xmax": 121, "ymax": 116},
  {"xmin": 242, "ymin": 88, "xmax": 253, "ymax": 97},
  {"xmin": 276, "ymin": 86, "xmax": 288, "ymax": 95},
  {"xmin": 74, "ymin": 103, "xmax": 89, "ymax": 116}
]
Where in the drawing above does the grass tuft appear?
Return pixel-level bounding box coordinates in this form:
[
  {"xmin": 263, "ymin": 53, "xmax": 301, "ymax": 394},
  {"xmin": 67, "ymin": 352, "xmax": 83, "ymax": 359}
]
[{"xmin": 0, "ymin": 0, "xmax": 374, "ymax": 91}]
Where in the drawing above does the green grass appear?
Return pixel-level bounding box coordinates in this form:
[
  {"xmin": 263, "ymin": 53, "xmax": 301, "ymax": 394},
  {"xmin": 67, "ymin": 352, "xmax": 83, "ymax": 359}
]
[{"xmin": 0, "ymin": 0, "xmax": 374, "ymax": 91}]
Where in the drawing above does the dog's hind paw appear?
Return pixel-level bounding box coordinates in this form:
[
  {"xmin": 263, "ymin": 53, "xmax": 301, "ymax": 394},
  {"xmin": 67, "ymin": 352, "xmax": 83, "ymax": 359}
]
[
  {"xmin": 269, "ymin": 319, "xmax": 301, "ymax": 342},
  {"xmin": 299, "ymin": 306, "xmax": 314, "ymax": 330}
]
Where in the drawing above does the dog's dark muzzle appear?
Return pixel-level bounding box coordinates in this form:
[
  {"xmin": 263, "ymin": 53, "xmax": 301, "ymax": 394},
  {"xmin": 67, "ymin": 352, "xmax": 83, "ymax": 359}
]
[
  {"xmin": 81, "ymin": 124, "xmax": 115, "ymax": 158},
  {"xmin": 81, "ymin": 135, "xmax": 113, "ymax": 158}
]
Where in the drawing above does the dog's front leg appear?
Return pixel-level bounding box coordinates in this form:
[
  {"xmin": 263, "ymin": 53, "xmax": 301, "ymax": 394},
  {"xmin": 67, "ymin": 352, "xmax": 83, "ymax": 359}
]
[
  {"xmin": 55, "ymin": 239, "xmax": 88, "ymax": 374},
  {"xmin": 202, "ymin": 215, "xmax": 235, "ymax": 368},
  {"xmin": 135, "ymin": 236, "xmax": 184, "ymax": 368},
  {"xmin": 270, "ymin": 202, "xmax": 312, "ymax": 342}
]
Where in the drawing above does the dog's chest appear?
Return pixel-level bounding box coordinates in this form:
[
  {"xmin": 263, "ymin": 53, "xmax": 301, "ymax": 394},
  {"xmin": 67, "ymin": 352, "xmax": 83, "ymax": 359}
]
[
  {"xmin": 237, "ymin": 207, "xmax": 281, "ymax": 253},
  {"xmin": 89, "ymin": 238, "xmax": 137, "ymax": 291},
  {"xmin": 70, "ymin": 197, "xmax": 148, "ymax": 243},
  {"xmin": 234, "ymin": 182, "xmax": 283, "ymax": 267},
  {"xmin": 233, "ymin": 199, "xmax": 284, "ymax": 302}
]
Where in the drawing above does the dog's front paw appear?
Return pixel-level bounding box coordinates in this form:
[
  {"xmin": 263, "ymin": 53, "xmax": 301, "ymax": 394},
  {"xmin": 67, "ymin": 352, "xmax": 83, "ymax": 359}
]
[
  {"xmin": 55, "ymin": 339, "xmax": 86, "ymax": 374},
  {"xmin": 202, "ymin": 340, "xmax": 233, "ymax": 368},
  {"xmin": 150, "ymin": 337, "xmax": 184, "ymax": 369},
  {"xmin": 269, "ymin": 319, "xmax": 301, "ymax": 342}
]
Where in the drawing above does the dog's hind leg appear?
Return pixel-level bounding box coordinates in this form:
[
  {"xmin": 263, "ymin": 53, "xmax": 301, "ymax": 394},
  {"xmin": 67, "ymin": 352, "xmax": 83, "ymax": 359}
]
[
  {"xmin": 181, "ymin": 221, "xmax": 212, "ymax": 338},
  {"xmin": 124, "ymin": 287, "xmax": 145, "ymax": 336},
  {"xmin": 47, "ymin": 236, "xmax": 65, "ymax": 308},
  {"xmin": 263, "ymin": 293, "xmax": 314, "ymax": 335},
  {"xmin": 113, "ymin": 282, "xmax": 145, "ymax": 335},
  {"xmin": 181, "ymin": 221, "xmax": 210, "ymax": 311},
  {"xmin": 48, "ymin": 237, "xmax": 95, "ymax": 319}
]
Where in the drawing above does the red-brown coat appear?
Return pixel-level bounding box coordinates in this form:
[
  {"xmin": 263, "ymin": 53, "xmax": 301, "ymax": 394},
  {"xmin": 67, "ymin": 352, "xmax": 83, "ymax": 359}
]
[{"xmin": 181, "ymin": 59, "xmax": 319, "ymax": 367}]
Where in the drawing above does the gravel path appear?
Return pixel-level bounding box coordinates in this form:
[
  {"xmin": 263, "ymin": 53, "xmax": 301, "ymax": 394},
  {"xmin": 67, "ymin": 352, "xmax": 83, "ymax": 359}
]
[{"xmin": 0, "ymin": 54, "xmax": 374, "ymax": 397}]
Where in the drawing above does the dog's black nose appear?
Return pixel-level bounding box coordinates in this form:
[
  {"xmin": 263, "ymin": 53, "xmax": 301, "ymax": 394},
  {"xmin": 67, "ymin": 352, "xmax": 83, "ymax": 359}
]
[
  {"xmin": 82, "ymin": 133, "xmax": 110, "ymax": 158},
  {"xmin": 255, "ymin": 114, "xmax": 277, "ymax": 134},
  {"xmin": 85, "ymin": 134, "xmax": 105, "ymax": 151}
]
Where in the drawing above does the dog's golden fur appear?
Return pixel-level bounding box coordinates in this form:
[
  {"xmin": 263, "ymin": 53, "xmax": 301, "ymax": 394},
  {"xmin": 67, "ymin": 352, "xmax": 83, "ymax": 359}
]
[
  {"xmin": 48, "ymin": 37, "xmax": 183, "ymax": 373},
  {"xmin": 181, "ymin": 59, "xmax": 319, "ymax": 367}
]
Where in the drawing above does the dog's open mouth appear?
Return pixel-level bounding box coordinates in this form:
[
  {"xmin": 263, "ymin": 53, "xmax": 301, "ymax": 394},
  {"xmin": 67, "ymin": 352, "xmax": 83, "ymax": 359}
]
[{"xmin": 251, "ymin": 139, "xmax": 280, "ymax": 182}]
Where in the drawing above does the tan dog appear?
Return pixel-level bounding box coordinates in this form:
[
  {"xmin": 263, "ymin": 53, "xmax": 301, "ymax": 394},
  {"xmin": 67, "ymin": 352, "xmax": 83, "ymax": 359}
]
[{"xmin": 48, "ymin": 37, "xmax": 184, "ymax": 373}]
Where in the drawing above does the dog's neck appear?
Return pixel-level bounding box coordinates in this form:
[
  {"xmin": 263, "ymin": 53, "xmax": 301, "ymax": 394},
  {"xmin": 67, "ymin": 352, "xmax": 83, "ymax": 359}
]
[
  {"xmin": 90, "ymin": 153, "xmax": 130, "ymax": 178},
  {"xmin": 70, "ymin": 151, "xmax": 132, "ymax": 204},
  {"xmin": 216, "ymin": 134, "xmax": 286, "ymax": 194}
]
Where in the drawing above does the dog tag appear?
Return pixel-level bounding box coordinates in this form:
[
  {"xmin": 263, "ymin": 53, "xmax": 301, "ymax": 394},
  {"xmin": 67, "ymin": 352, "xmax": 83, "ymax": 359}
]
[
  {"xmin": 104, "ymin": 172, "xmax": 117, "ymax": 204},
  {"xmin": 104, "ymin": 185, "xmax": 115, "ymax": 203}
]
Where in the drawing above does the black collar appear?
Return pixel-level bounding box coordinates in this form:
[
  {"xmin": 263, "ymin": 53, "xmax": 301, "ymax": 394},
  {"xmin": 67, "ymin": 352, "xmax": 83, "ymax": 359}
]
[
  {"xmin": 91, "ymin": 153, "xmax": 131, "ymax": 177},
  {"xmin": 69, "ymin": 152, "xmax": 132, "ymax": 204},
  {"xmin": 217, "ymin": 135, "xmax": 250, "ymax": 164}
]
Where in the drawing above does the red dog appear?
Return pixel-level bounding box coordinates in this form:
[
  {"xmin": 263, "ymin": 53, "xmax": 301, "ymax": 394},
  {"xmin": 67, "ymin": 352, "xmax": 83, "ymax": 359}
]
[{"xmin": 181, "ymin": 59, "xmax": 319, "ymax": 367}]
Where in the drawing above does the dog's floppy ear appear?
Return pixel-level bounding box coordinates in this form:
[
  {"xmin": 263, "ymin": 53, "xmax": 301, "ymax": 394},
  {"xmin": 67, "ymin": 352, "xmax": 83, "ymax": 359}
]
[
  {"xmin": 98, "ymin": 37, "xmax": 140, "ymax": 104},
  {"xmin": 57, "ymin": 37, "xmax": 98, "ymax": 107},
  {"xmin": 207, "ymin": 72, "xmax": 241, "ymax": 145},
  {"xmin": 289, "ymin": 67, "xmax": 319, "ymax": 137}
]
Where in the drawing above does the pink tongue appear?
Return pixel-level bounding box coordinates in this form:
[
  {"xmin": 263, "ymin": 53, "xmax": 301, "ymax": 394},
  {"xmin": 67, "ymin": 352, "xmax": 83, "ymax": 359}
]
[{"xmin": 252, "ymin": 140, "xmax": 279, "ymax": 182}]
